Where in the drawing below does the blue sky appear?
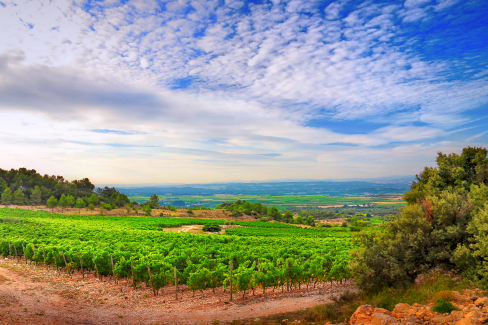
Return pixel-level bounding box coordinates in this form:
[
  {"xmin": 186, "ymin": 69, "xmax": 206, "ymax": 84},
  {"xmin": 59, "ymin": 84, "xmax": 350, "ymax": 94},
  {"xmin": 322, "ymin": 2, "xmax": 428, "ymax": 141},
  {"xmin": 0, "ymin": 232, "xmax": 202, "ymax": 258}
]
[{"xmin": 0, "ymin": 0, "xmax": 487, "ymax": 183}]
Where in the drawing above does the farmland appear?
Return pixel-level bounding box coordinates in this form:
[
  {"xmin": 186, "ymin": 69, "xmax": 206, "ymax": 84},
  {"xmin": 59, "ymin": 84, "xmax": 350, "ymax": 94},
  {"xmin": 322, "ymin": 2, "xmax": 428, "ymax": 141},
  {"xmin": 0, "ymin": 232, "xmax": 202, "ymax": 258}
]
[
  {"xmin": 0, "ymin": 208, "xmax": 354, "ymax": 301},
  {"xmin": 129, "ymin": 194, "xmax": 404, "ymax": 210}
]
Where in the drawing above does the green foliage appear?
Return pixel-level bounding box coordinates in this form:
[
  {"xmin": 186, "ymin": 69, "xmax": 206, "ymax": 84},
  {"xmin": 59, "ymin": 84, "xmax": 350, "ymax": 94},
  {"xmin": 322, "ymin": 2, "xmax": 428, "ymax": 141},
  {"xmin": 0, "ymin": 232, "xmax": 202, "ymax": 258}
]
[
  {"xmin": 143, "ymin": 205, "xmax": 152, "ymax": 216},
  {"xmin": 0, "ymin": 168, "xmax": 95, "ymax": 205},
  {"xmin": 88, "ymin": 203, "xmax": 94, "ymax": 211},
  {"xmin": 46, "ymin": 196, "xmax": 57, "ymax": 212},
  {"xmin": 12, "ymin": 189, "xmax": 25, "ymax": 205},
  {"xmin": 267, "ymin": 206, "xmax": 281, "ymax": 220},
  {"xmin": 202, "ymin": 224, "xmax": 222, "ymax": 232},
  {"xmin": 0, "ymin": 178, "xmax": 7, "ymax": 194},
  {"xmin": 1, "ymin": 188, "xmax": 12, "ymax": 205},
  {"xmin": 432, "ymin": 298, "xmax": 458, "ymax": 314},
  {"xmin": 87, "ymin": 194, "xmax": 98, "ymax": 206},
  {"xmin": 31, "ymin": 186, "xmax": 42, "ymax": 205},
  {"xmin": 75, "ymin": 199, "xmax": 86, "ymax": 212},
  {"xmin": 0, "ymin": 207, "xmax": 354, "ymax": 298},
  {"xmin": 283, "ymin": 211, "xmax": 294, "ymax": 223},
  {"xmin": 58, "ymin": 194, "xmax": 68, "ymax": 212},
  {"xmin": 217, "ymin": 200, "xmax": 268, "ymax": 217},
  {"xmin": 66, "ymin": 195, "xmax": 75, "ymax": 207},
  {"xmin": 148, "ymin": 194, "xmax": 160, "ymax": 209},
  {"xmin": 351, "ymin": 147, "xmax": 488, "ymax": 292}
]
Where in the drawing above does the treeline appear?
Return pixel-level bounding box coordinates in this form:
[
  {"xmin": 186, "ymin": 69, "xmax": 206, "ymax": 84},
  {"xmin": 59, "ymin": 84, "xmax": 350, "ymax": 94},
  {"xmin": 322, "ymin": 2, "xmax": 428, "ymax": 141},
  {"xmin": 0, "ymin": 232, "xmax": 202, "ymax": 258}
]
[
  {"xmin": 0, "ymin": 168, "xmax": 129, "ymax": 209},
  {"xmin": 285, "ymin": 206, "xmax": 401, "ymax": 220},
  {"xmin": 215, "ymin": 200, "xmax": 316, "ymax": 226},
  {"xmin": 351, "ymin": 147, "xmax": 488, "ymax": 291}
]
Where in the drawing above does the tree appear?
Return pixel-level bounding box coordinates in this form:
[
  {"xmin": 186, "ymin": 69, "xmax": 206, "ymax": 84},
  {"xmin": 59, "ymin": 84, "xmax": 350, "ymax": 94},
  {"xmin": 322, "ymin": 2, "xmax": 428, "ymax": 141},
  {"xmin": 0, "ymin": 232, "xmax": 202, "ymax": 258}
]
[
  {"xmin": 31, "ymin": 186, "xmax": 42, "ymax": 205},
  {"xmin": 87, "ymin": 194, "xmax": 98, "ymax": 206},
  {"xmin": 12, "ymin": 189, "xmax": 25, "ymax": 205},
  {"xmin": 283, "ymin": 211, "xmax": 294, "ymax": 223},
  {"xmin": 1, "ymin": 188, "xmax": 12, "ymax": 205},
  {"xmin": 88, "ymin": 203, "xmax": 95, "ymax": 210},
  {"xmin": 66, "ymin": 195, "xmax": 76, "ymax": 208},
  {"xmin": 351, "ymin": 147, "xmax": 488, "ymax": 292},
  {"xmin": 75, "ymin": 198, "xmax": 86, "ymax": 214},
  {"xmin": 143, "ymin": 204, "xmax": 152, "ymax": 216},
  {"xmin": 149, "ymin": 194, "xmax": 160, "ymax": 209},
  {"xmin": 0, "ymin": 177, "xmax": 7, "ymax": 194},
  {"xmin": 267, "ymin": 206, "xmax": 281, "ymax": 221},
  {"xmin": 47, "ymin": 196, "xmax": 57, "ymax": 213},
  {"xmin": 58, "ymin": 194, "xmax": 68, "ymax": 212}
]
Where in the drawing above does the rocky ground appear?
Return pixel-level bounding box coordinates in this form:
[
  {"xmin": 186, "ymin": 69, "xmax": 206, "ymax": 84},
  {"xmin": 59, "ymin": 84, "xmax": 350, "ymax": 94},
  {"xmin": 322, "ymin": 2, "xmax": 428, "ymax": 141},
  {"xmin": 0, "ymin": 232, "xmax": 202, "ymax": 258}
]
[
  {"xmin": 348, "ymin": 290, "xmax": 488, "ymax": 325},
  {"xmin": 0, "ymin": 258, "xmax": 353, "ymax": 324}
]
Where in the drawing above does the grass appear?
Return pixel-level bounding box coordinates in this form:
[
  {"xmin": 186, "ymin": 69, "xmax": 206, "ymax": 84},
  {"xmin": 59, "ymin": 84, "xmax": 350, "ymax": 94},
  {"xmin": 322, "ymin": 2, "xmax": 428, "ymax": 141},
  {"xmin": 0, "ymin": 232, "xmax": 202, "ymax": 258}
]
[{"xmin": 224, "ymin": 272, "xmax": 474, "ymax": 325}]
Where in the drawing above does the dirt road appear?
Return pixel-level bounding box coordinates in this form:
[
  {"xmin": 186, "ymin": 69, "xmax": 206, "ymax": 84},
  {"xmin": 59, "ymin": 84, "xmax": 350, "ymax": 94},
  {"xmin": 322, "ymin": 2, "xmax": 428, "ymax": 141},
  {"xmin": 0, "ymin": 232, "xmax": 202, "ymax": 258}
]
[{"xmin": 0, "ymin": 259, "xmax": 353, "ymax": 324}]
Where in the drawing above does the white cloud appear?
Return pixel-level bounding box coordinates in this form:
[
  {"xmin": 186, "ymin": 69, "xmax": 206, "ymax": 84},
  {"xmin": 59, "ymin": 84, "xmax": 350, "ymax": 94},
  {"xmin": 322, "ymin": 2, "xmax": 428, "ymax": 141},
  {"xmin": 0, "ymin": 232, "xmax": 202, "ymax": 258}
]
[{"xmin": 0, "ymin": 0, "xmax": 486, "ymax": 182}]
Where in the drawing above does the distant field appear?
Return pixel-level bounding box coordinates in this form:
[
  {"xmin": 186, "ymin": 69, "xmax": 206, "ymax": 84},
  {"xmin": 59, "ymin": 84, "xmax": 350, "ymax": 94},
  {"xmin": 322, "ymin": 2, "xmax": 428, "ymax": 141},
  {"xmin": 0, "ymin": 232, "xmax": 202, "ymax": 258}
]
[{"xmin": 129, "ymin": 194, "xmax": 405, "ymax": 210}]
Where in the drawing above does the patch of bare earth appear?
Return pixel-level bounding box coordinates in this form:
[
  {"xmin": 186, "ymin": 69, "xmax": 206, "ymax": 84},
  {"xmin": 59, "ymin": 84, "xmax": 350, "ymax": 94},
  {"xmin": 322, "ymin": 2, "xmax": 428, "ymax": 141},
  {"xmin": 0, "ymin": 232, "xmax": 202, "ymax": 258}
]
[{"xmin": 0, "ymin": 258, "xmax": 353, "ymax": 324}]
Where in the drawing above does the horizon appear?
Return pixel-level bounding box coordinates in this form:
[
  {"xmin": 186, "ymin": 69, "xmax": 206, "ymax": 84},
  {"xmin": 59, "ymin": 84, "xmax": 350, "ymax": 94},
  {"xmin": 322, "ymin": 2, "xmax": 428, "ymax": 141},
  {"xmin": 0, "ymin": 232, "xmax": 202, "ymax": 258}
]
[{"xmin": 1, "ymin": 0, "xmax": 487, "ymax": 183}]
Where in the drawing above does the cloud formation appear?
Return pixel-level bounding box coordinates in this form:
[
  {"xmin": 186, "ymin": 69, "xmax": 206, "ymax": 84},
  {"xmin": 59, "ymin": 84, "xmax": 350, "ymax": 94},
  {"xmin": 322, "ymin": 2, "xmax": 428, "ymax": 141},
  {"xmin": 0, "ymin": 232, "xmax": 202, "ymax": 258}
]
[{"xmin": 0, "ymin": 0, "xmax": 487, "ymax": 183}]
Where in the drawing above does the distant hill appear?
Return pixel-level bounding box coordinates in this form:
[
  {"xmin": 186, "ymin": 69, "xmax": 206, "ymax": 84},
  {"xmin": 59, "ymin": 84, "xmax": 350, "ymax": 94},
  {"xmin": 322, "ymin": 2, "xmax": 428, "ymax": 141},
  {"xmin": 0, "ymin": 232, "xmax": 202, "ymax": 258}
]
[{"xmin": 115, "ymin": 177, "xmax": 414, "ymax": 197}]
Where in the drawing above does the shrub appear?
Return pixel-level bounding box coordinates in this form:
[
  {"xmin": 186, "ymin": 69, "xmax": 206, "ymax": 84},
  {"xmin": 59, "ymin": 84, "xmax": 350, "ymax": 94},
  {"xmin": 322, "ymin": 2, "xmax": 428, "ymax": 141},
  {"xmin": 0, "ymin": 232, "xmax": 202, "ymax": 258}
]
[
  {"xmin": 202, "ymin": 224, "xmax": 221, "ymax": 232},
  {"xmin": 432, "ymin": 298, "xmax": 458, "ymax": 314}
]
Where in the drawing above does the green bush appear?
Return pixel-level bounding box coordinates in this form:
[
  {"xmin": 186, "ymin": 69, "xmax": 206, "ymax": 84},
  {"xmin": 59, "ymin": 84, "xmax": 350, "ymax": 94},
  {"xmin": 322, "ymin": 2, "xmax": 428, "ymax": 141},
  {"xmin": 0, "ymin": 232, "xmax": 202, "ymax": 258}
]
[
  {"xmin": 202, "ymin": 224, "xmax": 221, "ymax": 232},
  {"xmin": 432, "ymin": 298, "xmax": 458, "ymax": 314}
]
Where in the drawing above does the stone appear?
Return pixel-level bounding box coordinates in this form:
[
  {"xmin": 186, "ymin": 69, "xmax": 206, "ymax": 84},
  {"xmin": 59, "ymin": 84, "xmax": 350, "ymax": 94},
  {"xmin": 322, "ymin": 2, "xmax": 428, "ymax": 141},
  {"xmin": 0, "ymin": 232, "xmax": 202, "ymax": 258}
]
[
  {"xmin": 430, "ymin": 314, "xmax": 447, "ymax": 323},
  {"xmin": 371, "ymin": 313, "xmax": 401, "ymax": 325},
  {"xmin": 374, "ymin": 308, "xmax": 393, "ymax": 316},
  {"xmin": 350, "ymin": 305, "xmax": 375, "ymax": 325},
  {"xmin": 393, "ymin": 304, "xmax": 418, "ymax": 318},
  {"xmin": 475, "ymin": 298, "xmax": 488, "ymax": 307}
]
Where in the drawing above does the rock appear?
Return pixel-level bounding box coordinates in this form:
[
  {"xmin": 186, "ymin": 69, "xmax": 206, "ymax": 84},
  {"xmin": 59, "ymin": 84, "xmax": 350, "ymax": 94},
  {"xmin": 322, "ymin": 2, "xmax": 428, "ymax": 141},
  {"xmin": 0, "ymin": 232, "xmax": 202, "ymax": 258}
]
[
  {"xmin": 393, "ymin": 304, "xmax": 418, "ymax": 318},
  {"xmin": 430, "ymin": 314, "xmax": 447, "ymax": 323},
  {"xmin": 471, "ymin": 297, "xmax": 482, "ymax": 302},
  {"xmin": 350, "ymin": 305, "xmax": 375, "ymax": 325},
  {"xmin": 371, "ymin": 313, "xmax": 400, "ymax": 325},
  {"xmin": 374, "ymin": 308, "xmax": 393, "ymax": 316},
  {"xmin": 475, "ymin": 298, "xmax": 488, "ymax": 307},
  {"xmin": 415, "ymin": 307, "xmax": 433, "ymax": 320}
]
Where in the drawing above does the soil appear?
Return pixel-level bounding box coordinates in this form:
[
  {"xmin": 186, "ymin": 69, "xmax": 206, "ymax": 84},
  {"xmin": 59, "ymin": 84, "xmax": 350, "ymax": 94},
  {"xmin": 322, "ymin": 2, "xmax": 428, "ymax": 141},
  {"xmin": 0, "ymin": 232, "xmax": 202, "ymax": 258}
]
[{"xmin": 0, "ymin": 258, "xmax": 353, "ymax": 325}]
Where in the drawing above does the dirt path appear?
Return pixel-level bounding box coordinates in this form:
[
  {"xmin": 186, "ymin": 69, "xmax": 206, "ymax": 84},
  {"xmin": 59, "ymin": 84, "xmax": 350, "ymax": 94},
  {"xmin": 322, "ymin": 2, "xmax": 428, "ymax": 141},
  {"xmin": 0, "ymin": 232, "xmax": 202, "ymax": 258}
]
[{"xmin": 0, "ymin": 259, "xmax": 353, "ymax": 324}]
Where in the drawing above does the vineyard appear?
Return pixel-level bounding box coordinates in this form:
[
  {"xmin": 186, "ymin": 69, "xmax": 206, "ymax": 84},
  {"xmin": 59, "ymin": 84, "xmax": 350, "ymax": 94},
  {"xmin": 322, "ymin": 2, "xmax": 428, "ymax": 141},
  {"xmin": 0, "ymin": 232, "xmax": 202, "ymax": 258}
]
[{"xmin": 0, "ymin": 208, "xmax": 353, "ymax": 300}]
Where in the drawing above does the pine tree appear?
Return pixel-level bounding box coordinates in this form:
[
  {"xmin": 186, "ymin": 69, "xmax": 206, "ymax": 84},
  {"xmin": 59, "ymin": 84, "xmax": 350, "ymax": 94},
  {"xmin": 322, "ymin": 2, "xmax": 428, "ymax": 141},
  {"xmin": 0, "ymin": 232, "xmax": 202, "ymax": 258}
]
[
  {"xmin": 67, "ymin": 195, "xmax": 76, "ymax": 208},
  {"xmin": 88, "ymin": 193, "xmax": 98, "ymax": 206},
  {"xmin": 58, "ymin": 194, "xmax": 68, "ymax": 212},
  {"xmin": 0, "ymin": 177, "xmax": 7, "ymax": 194},
  {"xmin": 1, "ymin": 188, "xmax": 12, "ymax": 205},
  {"xmin": 12, "ymin": 189, "xmax": 25, "ymax": 205},
  {"xmin": 31, "ymin": 186, "xmax": 42, "ymax": 205},
  {"xmin": 47, "ymin": 196, "xmax": 57, "ymax": 213},
  {"xmin": 75, "ymin": 198, "xmax": 86, "ymax": 214}
]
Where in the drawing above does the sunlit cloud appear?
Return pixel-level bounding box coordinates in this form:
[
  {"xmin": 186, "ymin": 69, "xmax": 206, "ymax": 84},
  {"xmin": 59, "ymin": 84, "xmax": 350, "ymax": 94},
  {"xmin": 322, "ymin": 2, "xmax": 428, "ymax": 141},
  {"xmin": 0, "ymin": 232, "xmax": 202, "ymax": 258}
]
[{"xmin": 0, "ymin": 0, "xmax": 487, "ymax": 183}]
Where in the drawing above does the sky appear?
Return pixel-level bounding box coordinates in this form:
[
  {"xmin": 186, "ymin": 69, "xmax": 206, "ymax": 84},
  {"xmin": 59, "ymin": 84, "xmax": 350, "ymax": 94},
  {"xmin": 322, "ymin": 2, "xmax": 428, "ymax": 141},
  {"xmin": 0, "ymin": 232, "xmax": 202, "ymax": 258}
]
[{"xmin": 0, "ymin": 0, "xmax": 487, "ymax": 184}]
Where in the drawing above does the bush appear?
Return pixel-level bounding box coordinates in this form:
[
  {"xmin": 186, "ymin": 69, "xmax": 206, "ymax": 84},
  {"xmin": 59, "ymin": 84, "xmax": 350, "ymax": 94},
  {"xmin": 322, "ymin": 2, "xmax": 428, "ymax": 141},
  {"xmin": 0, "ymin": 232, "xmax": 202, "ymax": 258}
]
[
  {"xmin": 202, "ymin": 224, "xmax": 221, "ymax": 232},
  {"xmin": 432, "ymin": 298, "xmax": 458, "ymax": 314},
  {"xmin": 224, "ymin": 220, "xmax": 235, "ymax": 225},
  {"xmin": 102, "ymin": 203, "xmax": 112, "ymax": 211}
]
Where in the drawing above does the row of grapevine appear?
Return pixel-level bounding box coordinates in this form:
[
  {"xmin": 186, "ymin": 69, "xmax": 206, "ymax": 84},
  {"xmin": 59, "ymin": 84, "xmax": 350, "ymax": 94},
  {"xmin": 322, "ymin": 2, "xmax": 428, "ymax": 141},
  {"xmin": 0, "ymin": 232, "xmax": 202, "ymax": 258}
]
[{"xmin": 0, "ymin": 208, "xmax": 353, "ymax": 299}]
